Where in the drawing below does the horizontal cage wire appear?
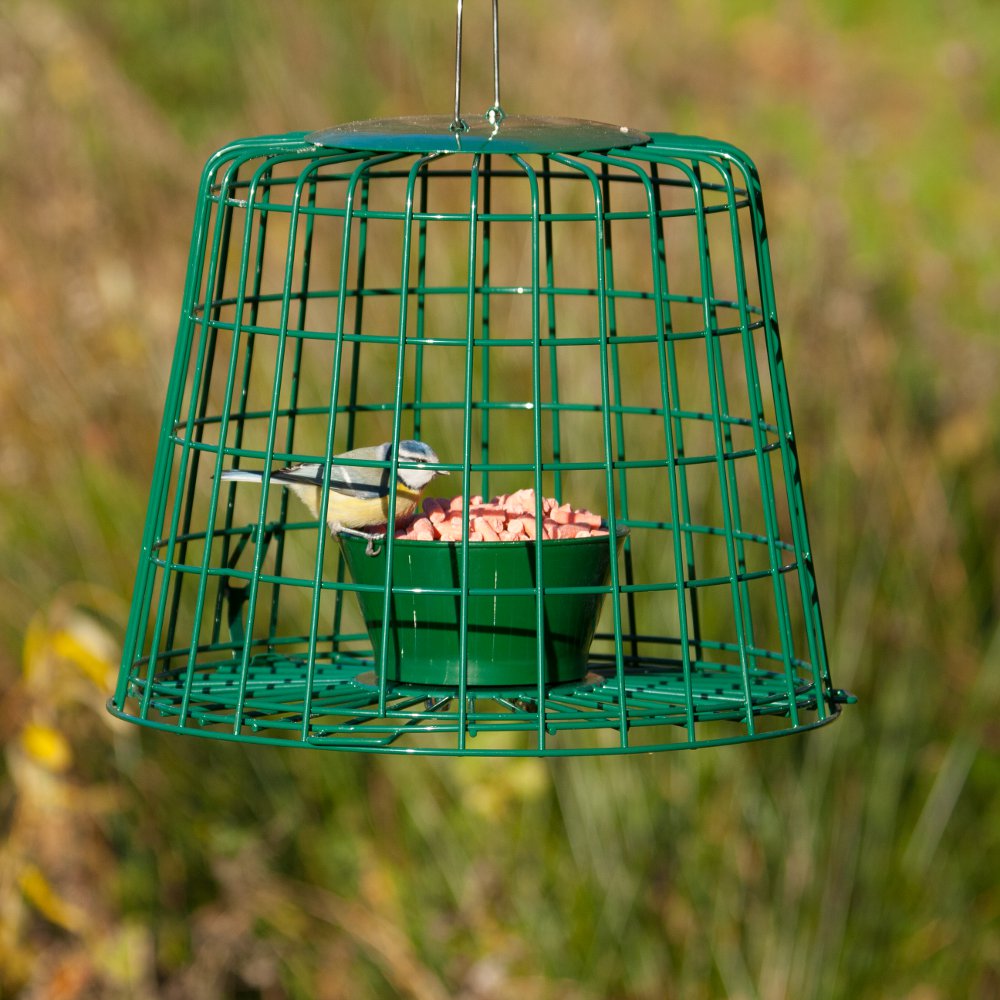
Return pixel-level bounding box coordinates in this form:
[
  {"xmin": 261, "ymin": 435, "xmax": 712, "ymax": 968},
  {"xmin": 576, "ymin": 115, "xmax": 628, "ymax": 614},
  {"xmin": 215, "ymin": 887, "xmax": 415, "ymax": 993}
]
[{"xmin": 110, "ymin": 129, "xmax": 847, "ymax": 755}]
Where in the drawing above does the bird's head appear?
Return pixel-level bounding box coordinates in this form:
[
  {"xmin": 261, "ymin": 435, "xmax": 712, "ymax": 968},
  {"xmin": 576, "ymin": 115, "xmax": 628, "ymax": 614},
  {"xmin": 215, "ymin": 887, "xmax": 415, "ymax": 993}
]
[{"xmin": 393, "ymin": 440, "xmax": 448, "ymax": 492}]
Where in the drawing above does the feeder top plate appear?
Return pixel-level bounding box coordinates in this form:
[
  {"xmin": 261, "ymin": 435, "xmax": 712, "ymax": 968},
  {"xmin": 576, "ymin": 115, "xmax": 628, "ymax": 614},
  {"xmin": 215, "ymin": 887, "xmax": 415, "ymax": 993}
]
[{"xmin": 307, "ymin": 114, "xmax": 651, "ymax": 154}]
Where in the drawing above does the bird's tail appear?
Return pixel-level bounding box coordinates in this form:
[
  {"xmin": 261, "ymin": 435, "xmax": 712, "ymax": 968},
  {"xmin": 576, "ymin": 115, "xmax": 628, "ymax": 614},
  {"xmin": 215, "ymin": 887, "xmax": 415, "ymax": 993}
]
[{"xmin": 219, "ymin": 469, "xmax": 266, "ymax": 483}]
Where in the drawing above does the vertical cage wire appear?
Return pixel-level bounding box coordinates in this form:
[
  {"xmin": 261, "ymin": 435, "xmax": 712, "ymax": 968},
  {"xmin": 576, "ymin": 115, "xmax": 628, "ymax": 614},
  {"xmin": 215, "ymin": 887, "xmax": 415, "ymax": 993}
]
[{"xmin": 110, "ymin": 130, "xmax": 848, "ymax": 755}]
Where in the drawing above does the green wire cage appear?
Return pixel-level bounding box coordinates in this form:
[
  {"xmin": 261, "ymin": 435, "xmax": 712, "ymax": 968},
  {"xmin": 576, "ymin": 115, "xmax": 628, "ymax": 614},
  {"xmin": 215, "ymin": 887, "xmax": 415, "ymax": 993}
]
[{"xmin": 109, "ymin": 4, "xmax": 852, "ymax": 755}]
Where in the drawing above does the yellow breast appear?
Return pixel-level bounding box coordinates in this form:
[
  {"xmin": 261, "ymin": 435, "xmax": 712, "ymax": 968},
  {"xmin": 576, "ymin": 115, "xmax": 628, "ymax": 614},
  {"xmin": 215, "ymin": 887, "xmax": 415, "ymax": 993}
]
[{"xmin": 322, "ymin": 485, "xmax": 421, "ymax": 531}]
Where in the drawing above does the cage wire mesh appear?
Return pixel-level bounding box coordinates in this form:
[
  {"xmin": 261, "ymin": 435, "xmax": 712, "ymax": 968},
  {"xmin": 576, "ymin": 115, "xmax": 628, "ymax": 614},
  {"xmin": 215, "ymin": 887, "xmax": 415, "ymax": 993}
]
[{"xmin": 107, "ymin": 121, "xmax": 852, "ymax": 755}]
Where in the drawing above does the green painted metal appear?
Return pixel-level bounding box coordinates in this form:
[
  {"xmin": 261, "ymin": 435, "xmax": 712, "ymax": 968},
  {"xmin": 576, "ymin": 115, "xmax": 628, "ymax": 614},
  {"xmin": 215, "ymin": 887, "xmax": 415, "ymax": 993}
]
[{"xmin": 110, "ymin": 123, "xmax": 852, "ymax": 755}]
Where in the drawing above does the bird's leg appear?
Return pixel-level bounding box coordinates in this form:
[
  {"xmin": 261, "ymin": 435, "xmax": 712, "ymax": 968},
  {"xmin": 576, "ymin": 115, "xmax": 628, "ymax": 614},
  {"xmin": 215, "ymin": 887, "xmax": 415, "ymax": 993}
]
[{"xmin": 330, "ymin": 524, "xmax": 385, "ymax": 557}]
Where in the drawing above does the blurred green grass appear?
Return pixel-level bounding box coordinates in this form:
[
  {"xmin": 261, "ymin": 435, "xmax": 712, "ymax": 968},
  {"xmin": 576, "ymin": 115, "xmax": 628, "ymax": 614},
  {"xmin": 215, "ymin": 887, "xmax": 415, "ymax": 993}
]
[{"xmin": 1, "ymin": 0, "xmax": 998, "ymax": 997}]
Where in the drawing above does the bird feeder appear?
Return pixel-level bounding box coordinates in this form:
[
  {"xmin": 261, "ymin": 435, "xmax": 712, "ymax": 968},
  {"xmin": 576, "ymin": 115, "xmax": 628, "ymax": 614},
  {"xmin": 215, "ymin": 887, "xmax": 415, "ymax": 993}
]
[{"xmin": 109, "ymin": 2, "xmax": 853, "ymax": 755}]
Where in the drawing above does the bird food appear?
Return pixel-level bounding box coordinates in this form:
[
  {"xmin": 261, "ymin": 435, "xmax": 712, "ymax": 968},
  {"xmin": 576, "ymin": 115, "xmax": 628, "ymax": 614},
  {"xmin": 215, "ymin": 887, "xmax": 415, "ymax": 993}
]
[{"xmin": 396, "ymin": 488, "xmax": 609, "ymax": 542}]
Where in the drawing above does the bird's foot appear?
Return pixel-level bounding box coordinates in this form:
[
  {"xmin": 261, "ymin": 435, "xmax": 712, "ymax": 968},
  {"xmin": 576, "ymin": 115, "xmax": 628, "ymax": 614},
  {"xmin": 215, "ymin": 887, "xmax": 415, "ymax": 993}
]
[{"xmin": 331, "ymin": 525, "xmax": 384, "ymax": 556}]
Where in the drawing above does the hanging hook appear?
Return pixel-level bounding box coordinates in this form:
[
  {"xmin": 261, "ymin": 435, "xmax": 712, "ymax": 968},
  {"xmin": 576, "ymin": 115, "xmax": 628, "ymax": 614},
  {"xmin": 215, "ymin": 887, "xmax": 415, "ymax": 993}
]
[
  {"xmin": 487, "ymin": 0, "xmax": 505, "ymax": 127},
  {"xmin": 451, "ymin": 0, "xmax": 505, "ymax": 134},
  {"xmin": 451, "ymin": 0, "xmax": 469, "ymax": 133}
]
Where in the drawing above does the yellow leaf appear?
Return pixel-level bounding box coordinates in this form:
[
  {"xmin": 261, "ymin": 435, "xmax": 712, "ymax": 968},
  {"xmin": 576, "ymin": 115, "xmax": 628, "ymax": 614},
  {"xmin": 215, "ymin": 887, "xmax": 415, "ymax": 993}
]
[
  {"xmin": 51, "ymin": 626, "xmax": 114, "ymax": 689},
  {"xmin": 18, "ymin": 865, "xmax": 87, "ymax": 933},
  {"xmin": 21, "ymin": 722, "xmax": 73, "ymax": 772}
]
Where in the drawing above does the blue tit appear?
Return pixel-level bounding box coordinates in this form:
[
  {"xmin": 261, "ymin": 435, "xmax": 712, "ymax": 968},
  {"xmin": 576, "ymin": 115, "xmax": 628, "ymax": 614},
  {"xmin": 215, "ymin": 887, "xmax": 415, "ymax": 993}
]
[{"xmin": 221, "ymin": 440, "xmax": 447, "ymax": 555}]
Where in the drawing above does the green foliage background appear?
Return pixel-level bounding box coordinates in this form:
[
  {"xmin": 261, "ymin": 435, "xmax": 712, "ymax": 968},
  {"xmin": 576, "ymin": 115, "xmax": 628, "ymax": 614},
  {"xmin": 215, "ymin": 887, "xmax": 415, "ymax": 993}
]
[{"xmin": 1, "ymin": 1, "xmax": 998, "ymax": 996}]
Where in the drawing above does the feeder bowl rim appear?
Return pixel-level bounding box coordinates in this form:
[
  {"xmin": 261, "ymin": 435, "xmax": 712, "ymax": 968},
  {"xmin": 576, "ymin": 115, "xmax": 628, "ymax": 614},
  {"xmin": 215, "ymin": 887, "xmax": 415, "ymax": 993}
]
[{"xmin": 340, "ymin": 525, "xmax": 630, "ymax": 549}]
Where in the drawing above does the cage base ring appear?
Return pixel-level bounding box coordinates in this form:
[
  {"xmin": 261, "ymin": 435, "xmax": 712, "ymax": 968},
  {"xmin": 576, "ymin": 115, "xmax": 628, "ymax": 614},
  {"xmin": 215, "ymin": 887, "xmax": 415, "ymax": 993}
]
[{"xmin": 113, "ymin": 650, "xmax": 836, "ymax": 755}]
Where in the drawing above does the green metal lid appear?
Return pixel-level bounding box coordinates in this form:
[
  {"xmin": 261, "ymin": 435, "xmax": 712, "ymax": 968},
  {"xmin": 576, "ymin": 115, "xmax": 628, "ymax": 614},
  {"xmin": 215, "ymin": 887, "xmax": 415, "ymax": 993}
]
[{"xmin": 307, "ymin": 114, "xmax": 650, "ymax": 154}]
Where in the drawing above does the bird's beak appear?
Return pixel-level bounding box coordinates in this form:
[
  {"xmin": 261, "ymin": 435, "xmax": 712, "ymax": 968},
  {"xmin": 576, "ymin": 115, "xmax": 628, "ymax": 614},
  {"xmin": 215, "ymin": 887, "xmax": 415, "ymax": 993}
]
[{"xmin": 436, "ymin": 467, "xmax": 449, "ymax": 476}]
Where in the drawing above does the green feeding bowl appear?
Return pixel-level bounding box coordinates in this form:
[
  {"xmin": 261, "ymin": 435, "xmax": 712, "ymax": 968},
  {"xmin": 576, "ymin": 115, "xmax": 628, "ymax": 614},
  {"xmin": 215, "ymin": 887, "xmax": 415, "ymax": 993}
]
[{"xmin": 339, "ymin": 528, "xmax": 627, "ymax": 687}]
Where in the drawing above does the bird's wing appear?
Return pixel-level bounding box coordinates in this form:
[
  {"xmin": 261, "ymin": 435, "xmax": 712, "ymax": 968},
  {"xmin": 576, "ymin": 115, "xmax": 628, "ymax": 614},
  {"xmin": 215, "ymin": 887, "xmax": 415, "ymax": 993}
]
[{"xmin": 270, "ymin": 461, "xmax": 390, "ymax": 499}]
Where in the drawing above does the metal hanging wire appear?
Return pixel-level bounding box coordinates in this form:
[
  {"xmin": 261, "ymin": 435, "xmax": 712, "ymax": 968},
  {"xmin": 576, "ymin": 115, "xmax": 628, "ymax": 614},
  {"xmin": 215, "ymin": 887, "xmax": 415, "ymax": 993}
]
[
  {"xmin": 451, "ymin": 0, "xmax": 505, "ymax": 134},
  {"xmin": 307, "ymin": 0, "xmax": 644, "ymax": 153}
]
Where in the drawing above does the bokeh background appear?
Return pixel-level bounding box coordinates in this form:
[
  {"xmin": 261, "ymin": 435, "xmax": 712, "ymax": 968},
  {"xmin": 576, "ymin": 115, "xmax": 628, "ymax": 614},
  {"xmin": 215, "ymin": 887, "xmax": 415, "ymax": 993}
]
[{"xmin": 1, "ymin": 0, "xmax": 998, "ymax": 997}]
